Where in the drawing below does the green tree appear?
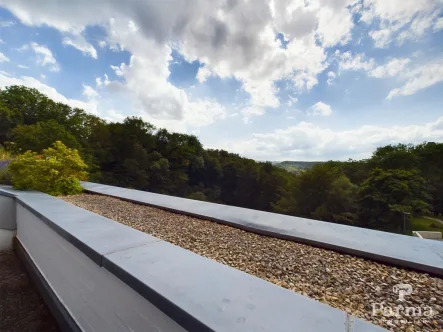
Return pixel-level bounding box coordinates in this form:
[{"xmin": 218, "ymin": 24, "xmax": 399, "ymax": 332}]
[
  {"xmin": 414, "ymin": 142, "xmax": 443, "ymax": 215},
  {"xmin": 311, "ymin": 175, "xmax": 358, "ymax": 224},
  {"xmin": 187, "ymin": 191, "xmax": 207, "ymax": 201},
  {"xmin": 9, "ymin": 120, "xmax": 81, "ymax": 153},
  {"xmin": 370, "ymin": 144, "xmax": 419, "ymax": 170},
  {"xmin": 273, "ymin": 164, "xmax": 357, "ymax": 224},
  {"xmin": 280, "ymin": 164, "xmax": 341, "ymax": 218},
  {"xmin": 5, "ymin": 84, "xmax": 443, "ymax": 234},
  {"xmin": 0, "ymin": 86, "xmax": 64, "ymax": 125},
  {"xmin": 0, "ymin": 147, "xmax": 13, "ymax": 184},
  {"xmin": 8, "ymin": 141, "xmax": 88, "ymax": 196},
  {"xmin": 358, "ymin": 168, "xmax": 430, "ymax": 231},
  {"xmin": 0, "ymin": 100, "xmax": 23, "ymax": 143}
]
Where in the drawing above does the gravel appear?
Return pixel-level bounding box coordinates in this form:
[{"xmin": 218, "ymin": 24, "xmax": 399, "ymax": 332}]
[{"xmin": 62, "ymin": 194, "xmax": 443, "ymax": 332}]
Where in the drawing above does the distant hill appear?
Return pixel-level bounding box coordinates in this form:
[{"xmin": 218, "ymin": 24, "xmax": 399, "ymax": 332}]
[{"xmin": 273, "ymin": 161, "xmax": 323, "ymax": 173}]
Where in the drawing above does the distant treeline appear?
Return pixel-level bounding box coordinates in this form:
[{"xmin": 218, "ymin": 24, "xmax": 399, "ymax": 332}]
[
  {"xmin": 1, "ymin": 85, "xmax": 442, "ymax": 232},
  {"xmin": 274, "ymin": 161, "xmax": 322, "ymax": 173}
]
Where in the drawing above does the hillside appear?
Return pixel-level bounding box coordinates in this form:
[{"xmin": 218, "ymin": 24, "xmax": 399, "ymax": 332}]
[{"xmin": 273, "ymin": 161, "xmax": 323, "ymax": 173}]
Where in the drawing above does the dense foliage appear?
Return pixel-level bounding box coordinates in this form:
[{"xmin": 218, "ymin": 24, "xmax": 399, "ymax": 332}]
[
  {"xmin": 1, "ymin": 85, "xmax": 442, "ymax": 232},
  {"xmin": 8, "ymin": 141, "xmax": 88, "ymax": 196},
  {"xmin": 273, "ymin": 161, "xmax": 321, "ymax": 174},
  {"xmin": 0, "ymin": 148, "xmax": 12, "ymax": 184}
]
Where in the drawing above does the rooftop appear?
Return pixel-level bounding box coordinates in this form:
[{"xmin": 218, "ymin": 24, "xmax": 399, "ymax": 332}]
[
  {"xmin": 63, "ymin": 193, "xmax": 443, "ymax": 332},
  {"xmin": 2, "ymin": 183, "xmax": 443, "ymax": 332}
]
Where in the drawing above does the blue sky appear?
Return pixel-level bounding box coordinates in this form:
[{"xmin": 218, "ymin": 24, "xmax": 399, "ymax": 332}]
[{"xmin": 0, "ymin": 0, "xmax": 442, "ymax": 161}]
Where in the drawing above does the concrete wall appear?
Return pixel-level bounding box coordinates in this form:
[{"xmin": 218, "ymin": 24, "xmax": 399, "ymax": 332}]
[
  {"xmin": 82, "ymin": 182, "xmax": 443, "ymax": 277},
  {"xmin": 0, "ymin": 187, "xmax": 387, "ymax": 332},
  {"xmin": 16, "ymin": 205, "xmax": 185, "ymax": 332},
  {"xmin": 0, "ymin": 195, "xmax": 15, "ymax": 251}
]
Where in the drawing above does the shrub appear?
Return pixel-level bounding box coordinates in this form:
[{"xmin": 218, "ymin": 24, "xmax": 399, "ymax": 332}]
[
  {"xmin": 187, "ymin": 191, "xmax": 207, "ymax": 201},
  {"xmin": 0, "ymin": 147, "xmax": 13, "ymax": 184},
  {"xmin": 8, "ymin": 141, "xmax": 88, "ymax": 196}
]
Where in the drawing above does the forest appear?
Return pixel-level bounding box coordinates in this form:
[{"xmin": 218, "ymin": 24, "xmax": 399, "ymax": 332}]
[{"xmin": 1, "ymin": 85, "xmax": 442, "ymax": 233}]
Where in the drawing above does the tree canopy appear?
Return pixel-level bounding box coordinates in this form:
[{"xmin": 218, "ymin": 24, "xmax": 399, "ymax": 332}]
[{"xmin": 1, "ymin": 85, "xmax": 442, "ymax": 233}]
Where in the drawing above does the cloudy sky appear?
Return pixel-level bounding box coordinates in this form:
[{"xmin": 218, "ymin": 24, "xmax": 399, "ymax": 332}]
[{"xmin": 0, "ymin": 0, "xmax": 442, "ymax": 161}]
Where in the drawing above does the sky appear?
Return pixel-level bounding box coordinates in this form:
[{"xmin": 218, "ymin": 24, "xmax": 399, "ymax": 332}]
[{"xmin": 0, "ymin": 0, "xmax": 442, "ymax": 161}]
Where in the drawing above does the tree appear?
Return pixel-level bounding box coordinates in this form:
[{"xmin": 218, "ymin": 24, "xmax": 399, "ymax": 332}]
[
  {"xmin": 0, "ymin": 85, "xmax": 66, "ymax": 125},
  {"xmin": 413, "ymin": 142, "xmax": 443, "ymax": 215},
  {"xmin": 0, "ymin": 147, "xmax": 13, "ymax": 185},
  {"xmin": 284, "ymin": 164, "xmax": 341, "ymax": 217},
  {"xmin": 8, "ymin": 141, "xmax": 88, "ymax": 196},
  {"xmin": 358, "ymin": 168, "xmax": 430, "ymax": 231},
  {"xmin": 3, "ymin": 84, "xmax": 443, "ymax": 234},
  {"xmin": 187, "ymin": 191, "xmax": 207, "ymax": 201},
  {"xmin": 370, "ymin": 144, "xmax": 419, "ymax": 170},
  {"xmin": 273, "ymin": 164, "xmax": 357, "ymax": 224},
  {"xmin": 311, "ymin": 175, "xmax": 358, "ymax": 225},
  {"xmin": 0, "ymin": 100, "xmax": 23, "ymax": 143},
  {"xmin": 9, "ymin": 120, "xmax": 81, "ymax": 153}
]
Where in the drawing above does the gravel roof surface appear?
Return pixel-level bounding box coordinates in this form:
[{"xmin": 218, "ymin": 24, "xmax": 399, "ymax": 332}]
[
  {"xmin": 62, "ymin": 194, "xmax": 443, "ymax": 332},
  {"xmin": 0, "ymin": 250, "xmax": 60, "ymax": 332}
]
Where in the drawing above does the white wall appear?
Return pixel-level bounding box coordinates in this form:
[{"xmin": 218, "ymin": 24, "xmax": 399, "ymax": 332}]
[
  {"xmin": 16, "ymin": 205, "xmax": 185, "ymax": 332},
  {"xmin": 0, "ymin": 195, "xmax": 15, "ymax": 230},
  {"xmin": 0, "ymin": 229, "xmax": 13, "ymax": 251},
  {"xmin": 0, "ymin": 195, "xmax": 15, "ymax": 251}
]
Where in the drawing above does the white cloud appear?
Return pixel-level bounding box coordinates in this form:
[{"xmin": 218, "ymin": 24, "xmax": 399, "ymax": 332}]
[
  {"xmin": 336, "ymin": 54, "xmax": 442, "ymax": 99},
  {"xmin": 0, "ymin": 72, "xmax": 96, "ymax": 114},
  {"xmin": 287, "ymin": 95, "xmax": 298, "ymax": 106},
  {"xmin": 102, "ymin": 109, "xmax": 126, "ymax": 123},
  {"xmin": 184, "ymin": 99, "xmax": 227, "ymax": 127},
  {"xmin": 0, "ymin": 39, "xmax": 4, "ymax": 44},
  {"xmin": 82, "ymin": 84, "xmax": 99, "ymax": 99},
  {"xmin": 368, "ymin": 28, "xmax": 394, "ymax": 48},
  {"xmin": 433, "ymin": 17, "xmax": 443, "ymax": 32},
  {"xmin": 336, "ymin": 51, "xmax": 375, "ymax": 71},
  {"xmin": 387, "ymin": 59, "xmax": 443, "ymax": 99},
  {"xmin": 21, "ymin": 42, "xmax": 60, "ymax": 72},
  {"xmin": 0, "ymin": 52, "xmax": 10, "ymax": 63},
  {"xmin": 361, "ymin": 0, "xmax": 442, "ymax": 47},
  {"xmin": 308, "ymin": 101, "xmax": 332, "ymax": 116},
  {"xmin": 0, "ymin": 0, "xmax": 358, "ymax": 121},
  {"xmin": 220, "ymin": 117, "xmax": 443, "ymax": 161},
  {"xmin": 397, "ymin": 11, "xmax": 440, "ymax": 44},
  {"xmin": 0, "ymin": 20, "xmax": 15, "ymax": 27},
  {"xmin": 314, "ymin": 0, "xmax": 354, "ymax": 47},
  {"xmin": 1, "ymin": 0, "xmax": 442, "ymax": 129},
  {"xmin": 327, "ymin": 71, "xmax": 336, "ymax": 85},
  {"xmin": 337, "ymin": 53, "xmax": 443, "ymax": 99},
  {"xmin": 241, "ymin": 106, "xmax": 266, "ymax": 123},
  {"xmin": 369, "ymin": 58, "xmax": 410, "ymax": 78},
  {"xmin": 196, "ymin": 66, "xmax": 214, "ymax": 83},
  {"xmin": 108, "ymin": 53, "xmax": 186, "ymax": 120},
  {"xmin": 17, "ymin": 64, "xmax": 29, "ymax": 69},
  {"xmin": 63, "ymin": 36, "xmax": 98, "ymax": 59}
]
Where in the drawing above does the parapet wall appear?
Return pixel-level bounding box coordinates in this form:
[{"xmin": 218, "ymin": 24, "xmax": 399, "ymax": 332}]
[
  {"xmin": 0, "ymin": 192, "xmax": 15, "ymax": 251},
  {"xmin": 82, "ymin": 182, "xmax": 443, "ymax": 277},
  {"xmin": 0, "ymin": 185, "xmax": 390, "ymax": 332}
]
